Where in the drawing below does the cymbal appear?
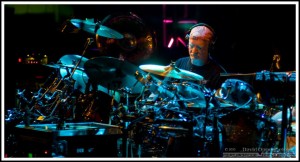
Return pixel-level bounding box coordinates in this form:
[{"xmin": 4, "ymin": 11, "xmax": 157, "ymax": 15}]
[
  {"xmin": 158, "ymin": 126, "xmax": 189, "ymax": 132},
  {"xmin": 44, "ymin": 63, "xmax": 62, "ymax": 69},
  {"xmin": 139, "ymin": 64, "xmax": 204, "ymax": 81},
  {"xmin": 220, "ymin": 72, "xmax": 256, "ymax": 77},
  {"xmin": 84, "ymin": 56, "xmax": 146, "ymax": 94},
  {"xmin": 44, "ymin": 63, "xmax": 84, "ymax": 70},
  {"xmin": 58, "ymin": 54, "xmax": 89, "ymax": 70},
  {"xmin": 70, "ymin": 19, "xmax": 124, "ymax": 39},
  {"xmin": 96, "ymin": 12, "xmax": 157, "ymax": 64}
]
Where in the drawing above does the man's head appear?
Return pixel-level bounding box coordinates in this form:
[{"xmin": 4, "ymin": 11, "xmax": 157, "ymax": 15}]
[{"xmin": 186, "ymin": 23, "xmax": 216, "ymax": 66}]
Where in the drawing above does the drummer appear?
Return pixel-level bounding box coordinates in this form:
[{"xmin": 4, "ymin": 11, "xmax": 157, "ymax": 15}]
[
  {"xmin": 171, "ymin": 23, "xmax": 227, "ymax": 91},
  {"xmin": 148, "ymin": 23, "xmax": 227, "ymax": 104},
  {"xmin": 162, "ymin": 23, "xmax": 227, "ymax": 157}
]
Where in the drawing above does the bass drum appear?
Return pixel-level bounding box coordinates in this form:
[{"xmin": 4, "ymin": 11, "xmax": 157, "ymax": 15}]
[{"xmin": 219, "ymin": 109, "xmax": 278, "ymax": 154}]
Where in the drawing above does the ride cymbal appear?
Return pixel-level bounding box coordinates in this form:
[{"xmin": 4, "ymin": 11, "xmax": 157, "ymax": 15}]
[{"xmin": 139, "ymin": 64, "xmax": 204, "ymax": 81}]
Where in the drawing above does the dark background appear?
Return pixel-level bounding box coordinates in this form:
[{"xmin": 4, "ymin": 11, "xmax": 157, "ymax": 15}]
[{"xmin": 3, "ymin": 4, "xmax": 297, "ymax": 109}]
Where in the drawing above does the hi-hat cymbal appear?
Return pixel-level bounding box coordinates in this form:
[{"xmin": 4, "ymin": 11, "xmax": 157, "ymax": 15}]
[
  {"xmin": 45, "ymin": 54, "xmax": 89, "ymax": 71},
  {"xmin": 45, "ymin": 54, "xmax": 88, "ymax": 70},
  {"xmin": 44, "ymin": 54, "xmax": 88, "ymax": 70},
  {"xmin": 139, "ymin": 64, "xmax": 204, "ymax": 81},
  {"xmin": 44, "ymin": 63, "xmax": 83, "ymax": 70},
  {"xmin": 58, "ymin": 54, "xmax": 89, "ymax": 70},
  {"xmin": 84, "ymin": 56, "xmax": 146, "ymax": 94},
  {"xmin": 70, "ymin": 19, "xmax": 124, "ymax": 39}
]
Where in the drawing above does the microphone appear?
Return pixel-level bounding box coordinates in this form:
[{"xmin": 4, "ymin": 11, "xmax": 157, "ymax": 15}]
[
  {"xmin": 61, "ymin": 24, "xmax": 67, "ymax": 32},
  {"xmin": 87, "ymin": 38, "xmax": 94, "ymax": 45},
  {"xmin": 135, "ymin": 71, "xmax": 152, "ymax": 85},
  {"xmin": 270, "ymin": 54, "xmax": 281, "ymax": 72},
  {"xmin": 135, "ymin": 71, "xmax": 146, "ymax": 84},
  {"xmin": 275, "ymin": 55, "xmax": 281, "ymax": 70},
  {"xmin": 60, "ymin": 19, "xmax": 70, "ymax": 33},
  {"xmin": 94, "ymin": 21, "xmax": 101, "ymax": 34}
]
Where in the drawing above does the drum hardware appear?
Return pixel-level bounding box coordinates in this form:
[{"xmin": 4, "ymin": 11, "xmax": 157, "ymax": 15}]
[
  {"xmin": 198, "ymin": 88, "xmax": 223, "ymax": 157},
  {"xmin": 15, "ymin": 75, "xmax": 64, "ymax": 125},
  {"xmin": 118, "ymin": 112, "xmax": 154, "ymax": 157},
  {"xmin": 119, "ymin": 87, "xmax": 133, "ymax": 107},
  {"xmin": 220, "ymin": 72, "xmax": 256, "ymax": 77},
  {"xmin": 256, "ymin": 70, "xmax": 296, "ymax": 83},
  {"xmin": 255, "ymin": 70, "xmax": 295, "ymax": 156},
  {"xmin": 219, "ymin": 109, "xmax": 278, "ymax": 154},
  {"xmin": 277, "ymin": 104, "xmax": 295, "ymax": 156},
  {"xmin": 215, "ymin": 79, "xmax": 256, "ymax": 109},
  {"xmin": 209, "ymin": 90, "xmax": 223, "ymax": 157},
  {"xmin": 19, "ymin": 37, "xmax": 94, "ymax": 126},
  {"xmin": 157, "ymin": 126, "xmax": 189, "ymax": 133},
  {"xmin": 55, "ymin": 38, "xmax": 94, "ymax": 125}
]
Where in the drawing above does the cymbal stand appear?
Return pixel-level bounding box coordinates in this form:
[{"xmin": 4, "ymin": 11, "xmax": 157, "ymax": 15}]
[{"xmin": 57, "ymin": 37, "xmax": 93, "ymax": 123}]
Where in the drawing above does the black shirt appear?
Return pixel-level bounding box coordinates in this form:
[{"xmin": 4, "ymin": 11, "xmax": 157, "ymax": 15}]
[{"xmin": 174, "ymin": 57, "xmax": 225, "ymax": 90}]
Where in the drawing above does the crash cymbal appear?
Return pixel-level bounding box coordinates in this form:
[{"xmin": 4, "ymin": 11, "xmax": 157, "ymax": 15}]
[
  {"xmin": 139, "ymin": 64, "xmax": 204, "ymax": 81},
  {"xmin": 84, "ymin": 56, "xmax": 146, "ymax": 94},
  {"xmin": 70, "ymin": 19, "xmax": 124, "ymax": 39}
]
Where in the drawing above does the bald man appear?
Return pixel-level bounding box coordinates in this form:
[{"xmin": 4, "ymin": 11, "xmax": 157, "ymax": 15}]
[
  {"xmin": 163, "ymin": 23, "xmax": 226, "ymax": 157},
  {"xmin": 174, "ymin": 23, "xmax": 226, "ymax": 90}
]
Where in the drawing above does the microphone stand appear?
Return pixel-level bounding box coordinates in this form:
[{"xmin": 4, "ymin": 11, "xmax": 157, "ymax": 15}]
[
  {"xmin": 69, "ymin": 37, "xmax": 93, "ymax": 79},
  {"xmin": 269, "ymin": 54, "xmax": 294, "ymax": 157},
  {"xmin": 278, "ymin": 74, "xmax": 294, "ymax": 157},
  {"xmin": 56, "ymin": 37, "xmax": 93, "ymax": 129}
]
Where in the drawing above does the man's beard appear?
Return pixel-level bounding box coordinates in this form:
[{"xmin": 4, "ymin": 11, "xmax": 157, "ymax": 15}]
[{"xmin": 191, "ymin": 58, "xmax": 205, "ymax": 66}]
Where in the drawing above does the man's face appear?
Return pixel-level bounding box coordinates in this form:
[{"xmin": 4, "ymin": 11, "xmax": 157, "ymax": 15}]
[{"xmin": 188, "ymin": 37, "xmax": 210, "ymax": 65}]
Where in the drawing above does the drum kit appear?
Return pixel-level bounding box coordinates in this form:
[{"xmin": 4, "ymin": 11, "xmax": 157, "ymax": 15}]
[{"xmin": 6, "ymin": 13, "xmax": 296, "ymax": 158}]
